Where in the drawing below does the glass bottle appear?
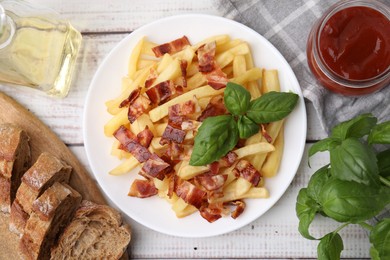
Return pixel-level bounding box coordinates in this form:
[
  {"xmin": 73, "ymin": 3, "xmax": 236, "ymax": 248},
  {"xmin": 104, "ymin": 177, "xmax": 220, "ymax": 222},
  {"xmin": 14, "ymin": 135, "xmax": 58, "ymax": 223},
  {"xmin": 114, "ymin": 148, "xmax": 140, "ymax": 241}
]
[{"xmin": 0, "ymin": 0, "xmax": 82, "ymax": 98}]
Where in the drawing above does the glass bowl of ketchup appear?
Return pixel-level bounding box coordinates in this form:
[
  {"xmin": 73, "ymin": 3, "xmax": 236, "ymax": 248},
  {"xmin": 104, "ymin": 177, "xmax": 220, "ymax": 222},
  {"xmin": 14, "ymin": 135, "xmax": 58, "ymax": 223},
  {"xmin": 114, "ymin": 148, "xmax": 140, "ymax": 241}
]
[{"xmin": 307, "ymin": 0, "xmax": 390, "ymax": 95}]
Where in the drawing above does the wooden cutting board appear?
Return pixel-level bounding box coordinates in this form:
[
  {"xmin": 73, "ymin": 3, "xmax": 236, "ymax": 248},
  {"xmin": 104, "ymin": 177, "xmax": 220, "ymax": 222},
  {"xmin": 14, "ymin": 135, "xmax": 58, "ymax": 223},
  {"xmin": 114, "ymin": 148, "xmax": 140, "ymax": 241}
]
[{"xmin": 0, "ymin": 91, "xmax": 108, "ymax": 259}]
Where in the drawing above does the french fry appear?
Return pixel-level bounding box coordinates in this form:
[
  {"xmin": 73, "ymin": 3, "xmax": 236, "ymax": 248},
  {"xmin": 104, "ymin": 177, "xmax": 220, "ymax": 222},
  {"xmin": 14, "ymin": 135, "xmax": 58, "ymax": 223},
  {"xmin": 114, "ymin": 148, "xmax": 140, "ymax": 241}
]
[
  {"xmin": 148, "ymin": 85, "xmax": 225, "ymax": 122},
  {"xmin": 244, "ymin": 52, "xmax": 262, "ymax": 98},
  {"xmin": 109, "ymin": 156, "xmax": 140, "ymax": 175},
  {"xmin": 262, "ymin": 69, "xmax": 280, "ymax": 93},
  {"xmin": 191, "ymin": 34, "xmax": 230, "ymax": 50},
  {"xmin": 137, "ymin": 59, "xmax": 156, "ymax": 70},
  {"xmin": 233, "ymin": 55, "xmax": 246, "ymax": 78},
  {"xmin": 157, "ymin": 53, "xmax": 174, "ymax": 73},
  {"xmin": 155, "ymin": 122, "xmax": 168, "ymax": 136},
  {"xmin": 128, "ymin": 37, "xmax": 145, "ymax": 79},
  {"xmin": 121, "ymin": 77, "xmax": 133, "ymax": 92},
  {"xmin": 235, "ymin": 177, "xmax": 252, "ymax": 196},
  {"xmin": 104, "ymin": 108, "xmax": 128, "ymax": 136},
  {"xmin": 231, "ymin": 67, "xmax": 262, "ymax": 86},
  {"xmin": 111, "ymin": 140, "xmax": 131, "ymax": 159},
  {"xmin": 234, "ymin": 142, "xmax": 275, "ymax": 159},
  {"xmin": 177, "ymin": 160, "xmax": 209, "ymax": 180},
  {"xmin": 262, "ymin": 127, "xmax": 284, "ymax": 177},
  {"xmin": 136, "ymin": 114, "xmax": 157, "ymax": 136},
  {"xmin": 216, "ymin": 39, "xmax": 242, "ymax": 53},
  {"xmin": 106, "ymin": 64, "xmax": 153, "ymax": 115},
  {"xmin": 141, "ymin": 40, "xmax": 158, "ymax": 56},
  {"xmin": 151, "ymin": 59, "xmax": 181, "ymax": 87},
  {"xmin": 215, "ymin": 51, "xmax": 235, "ymax": 69},
  {"xmin": 150, "ymin": 137, "xmax": 166, "ymax": 150},
  {"xmin": 211, "ymin": 181, "xmax": 269, "ymax": 203},
  {"xmin": 187, "ymin": 72, "xmax": 207, "ymax": 90}
]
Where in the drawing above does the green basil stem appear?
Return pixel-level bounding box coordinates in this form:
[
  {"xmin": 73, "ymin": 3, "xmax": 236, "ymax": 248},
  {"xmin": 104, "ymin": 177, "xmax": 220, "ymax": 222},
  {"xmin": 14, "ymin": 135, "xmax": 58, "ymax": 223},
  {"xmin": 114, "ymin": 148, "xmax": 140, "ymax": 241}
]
[
  {"xmin": 379, "ymin": 176, "xmax": 390, "ymax": 187},
  {"xmin": 358, "ymin": 222, "xmax": 373, "ymax": 231},
  {"xmin": 333, "ymin": 223, "xmax": 349, "ymax": 234}
]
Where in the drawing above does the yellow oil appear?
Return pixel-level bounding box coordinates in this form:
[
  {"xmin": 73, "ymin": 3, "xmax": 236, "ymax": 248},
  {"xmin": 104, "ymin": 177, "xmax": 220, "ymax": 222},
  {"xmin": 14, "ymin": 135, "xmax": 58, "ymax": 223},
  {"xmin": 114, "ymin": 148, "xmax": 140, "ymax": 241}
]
[{"xmin": 0, "ymin": 12, "xmax": 81, "ymax": 97}]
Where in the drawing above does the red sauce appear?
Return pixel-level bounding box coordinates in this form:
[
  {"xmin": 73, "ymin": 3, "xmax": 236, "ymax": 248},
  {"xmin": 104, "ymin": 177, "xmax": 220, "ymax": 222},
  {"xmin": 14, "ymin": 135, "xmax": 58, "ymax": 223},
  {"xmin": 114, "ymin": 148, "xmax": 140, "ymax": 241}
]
[
  {"xmin": 319, "ymin": 6, "xmax": 390, "ymax": 81},
  {"xmin": 307, "ymin": 2, "xmax": 390, "ymax": 96}
]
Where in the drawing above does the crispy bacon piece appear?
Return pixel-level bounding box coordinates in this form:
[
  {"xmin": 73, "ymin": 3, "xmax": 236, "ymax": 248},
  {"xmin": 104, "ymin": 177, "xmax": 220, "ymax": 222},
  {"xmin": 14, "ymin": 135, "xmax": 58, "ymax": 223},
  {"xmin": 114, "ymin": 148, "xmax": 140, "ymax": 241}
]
[
  {"xmin": 231, "ymin": 200, "xmax": 246, "ymax": 219},
  {"xmin": 209, "ymin": 162, "xmax": 220, "ymax": 175},
  {"xmin": 152, "ymin": 36, "xmax": 190, "ymax": 57},
  {"xmin": 261, "ymin": 124, "xmax": 273, "ymax": 143},
  {"xmin": 128, "ymin": 95, "xmax": 151, "ymax": 123},
  {"xmin": 145, "ymin": 68, "xmax": 158, "ymax": 88},
  {"xmin": 145, "ymin": 80, "xmax": 176, "ymax": 105},
  {"xmin": 168, "ymin": 99, "xmax": 198, "ymax": 127},
  {"xmin": 119, "ymin": 88, "xmax": 140, "ymax": 108},
  {"xmin": 219, "ymin": 151, "xmax": 238, "ymax": 167},
  {"xmin": 177, "ymin": 60, "xmax": 188, "ymax": 88},
  {"xmin": 195, "ymin": 172, "xmax": 227, "ymax": 191},
  {"xmin": 163, "ymin": 142, "xmax": 192, "ymax": 161},
  {"xmin": 113, "ymin": 126, "xmax": 151, "ymax": 163},
  {"xmin": 128, "ymin": 179, "xmax": 157, "ymax": 198},
  {"xmin": 205, "ymin": 67, "xmax": 228, "ymax": 90},
  {"xmin": 160, "ymin": 125, "xmax": 186, "ymax": 145},
  {"xmin": 233, "ymin": 160, "xmax": 261, "ymax": 186},
  {"xmin": 199, "ymin": 205, "xmax": 222, "ymax": 223},
  {"xmin": 197, "ymin": 95, "xmax": 227, "ymax": 121},
  {"xmin": 137, "ymin": 126, "xmax": 154, "ymax": 148},
  {"xmin": 175, "ymin": 180, "xmax": 207, "ymax": 209},
  {"xmin": 197, "ymin": 41, "xmax": 216, "ymax": 73},
  {"xmin": 140, "ymin": 154, "xmax": 171, "ymax": 180},
  {"xmin": 181, "ymin": 120, "xmax": 200, "ymax": 131}
]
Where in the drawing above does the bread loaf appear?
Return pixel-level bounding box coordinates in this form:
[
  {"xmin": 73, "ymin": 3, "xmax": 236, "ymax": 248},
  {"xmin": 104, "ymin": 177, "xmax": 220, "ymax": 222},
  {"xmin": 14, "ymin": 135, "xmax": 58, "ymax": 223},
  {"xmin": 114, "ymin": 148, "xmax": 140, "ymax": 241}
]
[
  {"xmin": 0, "ymin": 124, "xmax": 31, "ymax": 213},
  {"xmin": 10, "ymin": 152, "xmax": 71, "ymax": 235},
  {"xmin": 20, "ymin": 182, "xmax": 82, "ymax": 260},
  {"xmin": 50, "ymin": 200, "xmax": 131, "ymax": 260}
]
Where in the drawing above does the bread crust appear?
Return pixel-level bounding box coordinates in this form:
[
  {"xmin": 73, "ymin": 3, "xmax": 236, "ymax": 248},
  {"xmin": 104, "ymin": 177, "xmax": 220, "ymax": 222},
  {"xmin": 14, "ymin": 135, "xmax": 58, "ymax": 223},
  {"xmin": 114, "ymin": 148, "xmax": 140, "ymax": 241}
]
[
  {"xmin": 0, "ymin": 124, "xmax": 31, "ymax": 213},
  {"xmin": 51, "ymin": 200, "xmax": 131, "ymax": 260},
  {"xmin": 20, "ymin": 182, "xmax": 81, "ymax": 260}
]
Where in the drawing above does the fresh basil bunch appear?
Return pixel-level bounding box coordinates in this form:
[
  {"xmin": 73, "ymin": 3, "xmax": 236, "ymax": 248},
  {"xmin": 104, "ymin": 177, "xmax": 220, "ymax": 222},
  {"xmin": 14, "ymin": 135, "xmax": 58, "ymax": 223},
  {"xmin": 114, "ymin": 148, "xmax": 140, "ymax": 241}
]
[
  {"xmin": 189, "ymin": 82, "xmax": 298, "ymax": 166},
  {"xmin": 296, "ymin": 113, "xmax": 390, "ymax": 260}
]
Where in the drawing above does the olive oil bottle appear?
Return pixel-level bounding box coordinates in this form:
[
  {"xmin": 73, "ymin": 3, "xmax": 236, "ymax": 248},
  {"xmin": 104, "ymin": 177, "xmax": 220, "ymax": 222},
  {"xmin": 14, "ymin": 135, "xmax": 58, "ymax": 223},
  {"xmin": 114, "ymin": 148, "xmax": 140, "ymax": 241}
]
[{"xmin": 0, "ymin": 0, "xmax": 81, "ymax": 97}]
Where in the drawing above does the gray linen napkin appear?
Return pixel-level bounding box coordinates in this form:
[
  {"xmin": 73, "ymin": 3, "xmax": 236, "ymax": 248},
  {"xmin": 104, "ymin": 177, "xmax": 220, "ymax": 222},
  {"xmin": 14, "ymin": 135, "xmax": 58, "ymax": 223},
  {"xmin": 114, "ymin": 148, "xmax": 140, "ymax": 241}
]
[{"xmin": 214, "ymin": 0, "xmax": 390, "ymax": 133}]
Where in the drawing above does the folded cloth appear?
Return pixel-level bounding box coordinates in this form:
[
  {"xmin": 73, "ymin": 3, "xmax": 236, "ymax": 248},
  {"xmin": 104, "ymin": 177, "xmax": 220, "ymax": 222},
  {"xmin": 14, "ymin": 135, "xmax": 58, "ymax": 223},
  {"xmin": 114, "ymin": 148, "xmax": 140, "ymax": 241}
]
[{"xmin": 214, "ymin": 0, "xmax": 390, "ymax": 133}]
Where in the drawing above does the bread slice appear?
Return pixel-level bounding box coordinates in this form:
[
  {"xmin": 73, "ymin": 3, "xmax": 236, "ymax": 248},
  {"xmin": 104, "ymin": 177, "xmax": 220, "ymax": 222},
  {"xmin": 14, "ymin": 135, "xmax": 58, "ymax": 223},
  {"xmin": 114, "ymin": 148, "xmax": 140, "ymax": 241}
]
[
  {"xmin": 0, "ymin": 123, "xmax": 31, "ymax": 213},
  {"xmin": 9, "ymin": 152, "xmax": 71, "ymax": 235},
  {"xmin": 20, "ymin": 182, "xmax": 82, "ymax": 260},
  {"xmin": 51, "ymin": 200, "xmax": 131, "ymax": 260}
]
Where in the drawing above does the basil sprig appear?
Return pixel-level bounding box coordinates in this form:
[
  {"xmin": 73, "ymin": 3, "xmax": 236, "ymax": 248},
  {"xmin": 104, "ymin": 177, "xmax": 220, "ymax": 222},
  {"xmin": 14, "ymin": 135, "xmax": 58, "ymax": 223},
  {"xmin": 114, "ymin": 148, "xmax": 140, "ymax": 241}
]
[
  {"xmin": 189, "ymin": 82, "xmax": 299, "ymax": 166},
  {"xmin": 296, "ymin": 113, "xmax": 390, "ymax": 260}
]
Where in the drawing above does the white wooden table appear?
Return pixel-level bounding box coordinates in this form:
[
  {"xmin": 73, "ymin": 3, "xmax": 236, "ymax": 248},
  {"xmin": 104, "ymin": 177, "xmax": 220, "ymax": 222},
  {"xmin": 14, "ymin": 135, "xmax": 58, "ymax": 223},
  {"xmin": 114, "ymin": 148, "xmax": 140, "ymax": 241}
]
[{"xmin": 0, "ymin": 1, "xmax": 371, "ymax": 259}]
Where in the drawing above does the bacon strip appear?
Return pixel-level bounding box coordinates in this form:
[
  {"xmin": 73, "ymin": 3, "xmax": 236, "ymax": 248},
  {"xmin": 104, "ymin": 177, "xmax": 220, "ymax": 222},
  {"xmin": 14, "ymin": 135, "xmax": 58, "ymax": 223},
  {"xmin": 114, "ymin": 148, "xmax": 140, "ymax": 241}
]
[
  {"xmin": 199, "ymin": 206, "xmax": 222, "ymax": 223},
  {"xmin": 197, "ymin": 95, "xmax": 227, "ymax": 121},
  {"xmin": 152, "ymin": 36, "xmax": 190, "ymax": 57},
  {"xmin": 231, "ymin": 200, "xmax": 246, "ymax": 219},
  {"xmin": 205, "ymin": 67, "xmax": 228, "ymax": 90},
  {"xmin": 119, "ymin": 88, "xmax": 140, "ymax": 108},
  {"xmin": 137, "ymin": 126, "xmax": 154, "ymax": 148},
  {"xmin": 168, "ymin": 100, "xmax": 198, "ymax": 127},
  {"xmin": 145, "ymin": 80, "xmax": 176, "ymax": 105},
  {"xmin": 160, "ymin": 125, "xmax": 186, "ymax": 145},
  {"xmin": 197, "ymin": 42, "xmax": 216, "ymax": 73},
  {"xmin": 175, "ymin": 180, "xmax": 206, "ymax": 209},
  {"xmin": 140, "ymin": 154, "xmax": 171, "ymax": 180},
  {"xmin": 113, "ymin": 126, "xmax": 151, "ymax": 163},
  {"xmin": 144, "ymin": 68, "xmax": 158, "ymax": 88},
  {"xmin": 195, "ymin": 172, "xmax": 227, "ymax": 191},
  {"xmin": 261, "ymin": 124, "xmax": 273, "ymax": 143},
  {"xmin": 128, "ymin": 95, "xmax": 151, "ymax": 123},
  {"xmin": 219, "ymin": 151, "xmax": 238, "ymax": 168},
  {"xmin": 232, "ymin": 160, "xmax": 261, "ymax": 186},
  {"xmin": 128, "ymin": 179, "xmax": 157, "ymax": 198}
]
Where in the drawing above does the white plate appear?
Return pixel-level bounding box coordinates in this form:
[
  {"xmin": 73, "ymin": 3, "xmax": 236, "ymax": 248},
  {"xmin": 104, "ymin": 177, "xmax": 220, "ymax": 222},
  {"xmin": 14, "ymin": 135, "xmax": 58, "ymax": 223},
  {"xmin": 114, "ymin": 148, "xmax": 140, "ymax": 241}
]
[{"xmin": 83, "ymin": 14, "xmax": 307, "ymax": 238}]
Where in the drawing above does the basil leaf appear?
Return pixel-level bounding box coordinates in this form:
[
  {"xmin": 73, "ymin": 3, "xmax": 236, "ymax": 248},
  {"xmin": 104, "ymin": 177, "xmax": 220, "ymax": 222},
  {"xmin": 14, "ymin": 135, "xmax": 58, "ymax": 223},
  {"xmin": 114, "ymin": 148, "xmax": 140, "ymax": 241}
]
[
  {"xmin": 309, "ymin": 138, "xmax": 340, "ymax": 158},
  {"xmin": 224, "ymin": 82, "xmax": 251, "ymax": 115},
  {"xmin": 368, "ymin": 121, "xmax": 390, "ymax": 144},
  {"xmin": 317, "ymin": 232, "xmax": 344, "ymax": 260},
  {"xmin": 370, "ymin": 219, "xmax": 390, "ymax": 260},
  {"xmin": 190, "ymin": 115, "xmax": 238, "ymax": 166},
  {"xmin": 319, "ymin": 178, "xmax": 388, "ymax": 223},
  {"xmin": 307, "ymin": 165, "xmax": 331, "ymax": 203},
  {"xmin": 331, "ymin": 113, "xmax": 377, "ymax": 141},
  {"xmin": 237, "ymin": 115, "xmax": 259, "ymax": 139},
  {"xmin": 330, "ymin": 138, "xmax": 379, "ymax": 187},
  {"xmin": 246, "ymin": 91, "xmax": 299, "ymax": 124},
  {"xmin": 296, "ymin": 188, "xmax": 319, "ymax": 240},
  {"xmin": 377, "ymin": 149, "xmax": 390, "ymax": 177}
]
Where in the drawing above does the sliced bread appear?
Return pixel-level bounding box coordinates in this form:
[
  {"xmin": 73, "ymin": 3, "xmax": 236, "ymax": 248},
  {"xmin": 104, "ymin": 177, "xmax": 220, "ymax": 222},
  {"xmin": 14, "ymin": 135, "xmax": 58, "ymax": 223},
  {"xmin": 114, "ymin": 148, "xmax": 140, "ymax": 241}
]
[
  {"xmin": 10, "ymin": 152, "xmax": 71, "ymax": 235},
  {"xmin": 20, "ymin": 182, "xmax": 82, "ymax": 260},
  {"xmin": 0, "ymin": 123, "xmax": 31, "ymax": 213},
  {"xmin": 50, "ymin": 200, "xmax": 131, "ymax": 260}
]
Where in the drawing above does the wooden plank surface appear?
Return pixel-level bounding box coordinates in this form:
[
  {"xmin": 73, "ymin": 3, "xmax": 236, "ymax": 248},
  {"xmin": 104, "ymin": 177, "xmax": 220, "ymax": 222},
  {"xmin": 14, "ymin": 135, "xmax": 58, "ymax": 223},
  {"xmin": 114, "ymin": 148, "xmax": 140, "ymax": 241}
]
[{"xmin": 0, "ymin": 0, "xmax": 371, "ymax": 258}]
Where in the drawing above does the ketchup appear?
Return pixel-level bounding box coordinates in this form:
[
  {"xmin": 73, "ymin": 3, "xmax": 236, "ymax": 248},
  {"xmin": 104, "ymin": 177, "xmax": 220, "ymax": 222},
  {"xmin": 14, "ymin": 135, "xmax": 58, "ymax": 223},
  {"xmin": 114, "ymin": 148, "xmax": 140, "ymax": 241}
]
[
  {"xmin": 307, "ymin": 1, "xmax": 390, "ymax": 95},
  {"xmin": 320, "ymin": 6, "xmax": 390, "ymax": 81}
]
